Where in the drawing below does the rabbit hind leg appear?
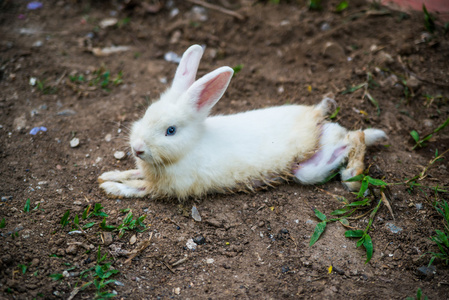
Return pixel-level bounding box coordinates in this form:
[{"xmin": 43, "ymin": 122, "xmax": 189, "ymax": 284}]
[{"xmin": 340, "ymin": 130, "xmax": 367, "ymax": 191}]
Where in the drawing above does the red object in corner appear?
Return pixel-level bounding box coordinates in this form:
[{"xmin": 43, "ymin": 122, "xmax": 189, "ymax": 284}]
[{"xmin": 380, "ymin": 0, "xmax": 449, "ymax": 21}]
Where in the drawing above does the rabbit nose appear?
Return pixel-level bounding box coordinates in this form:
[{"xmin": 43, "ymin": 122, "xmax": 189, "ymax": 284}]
[{"xmin": 133, "ymin": 149, "xmax": 144, "ymax": 157}]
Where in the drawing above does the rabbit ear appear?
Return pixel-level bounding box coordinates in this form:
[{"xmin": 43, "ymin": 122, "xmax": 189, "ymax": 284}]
[
  {"xmin": 185, "ymin": 67, "xmax": 234, "ymax": 114},
  {"xmin": 171, "ymin": 45, "xmax": 204, "ymax": 92}
]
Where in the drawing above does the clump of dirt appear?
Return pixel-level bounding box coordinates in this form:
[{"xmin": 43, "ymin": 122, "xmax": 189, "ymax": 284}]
[{"xmin": 1, "ymin": 0, "xmax": 448, "ymax": 299}]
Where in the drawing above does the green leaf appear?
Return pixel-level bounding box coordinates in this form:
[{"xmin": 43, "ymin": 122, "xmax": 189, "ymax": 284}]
[
  {"xmin": 345, "ymin": 174, "xmax": 365, "ymax": 182},
  {"xmin": 357, "ymin": 178, "xmax": 369, "ymax": 198},
  {"xmin": 339, "ymin": 218, "xmax": 349, "ymax": 226},
  {"xmin": 309, "ymin": 221, "xmax": 327, "ymax": 246},
  {"xmin": 82, "ymin": 222, "xmax": 96, "ymax": 229},
  {"xmin": 123, "ymin": 211, "xmax": 133, "ymax": 225},
  {"xmin": 314, "ymin": 208, "xmax": 327, "ymax": 221},
  {"xmin": 49, "ymin": 273, "xmax": 64, "ymax": 281},
  {"xmin": 82, "ymin": 205, "xmax": 90, "ymax": 219},
  {"xmin": 18, "ymin": 264, "xmax": 28, "ymax": 274},
  {"xmin": 100, "ymin": 218, "xmax": 116, "ymax": 231},
  {"xmin": 74, "ymin": 214, "xmax": 79, "ymax": 226},
  {"xmin": 232, "ymin": 64, "xmax": 244, "ymax": 75},
  {"xmin": 363, "ymin": 234, "xmax": 374, "ymax": 263},
  {"xmin": 417, "ymin": 288, "xmax": 423, "ymax": 300},
  {"xmin": 347, "ymin": 198, "xmax": 371, "ymax": 207},
  {"xmin": 366, "ymin": 176, "xmax": 388, "ymax": 186},
  {"xmin": 335, "ymin": 0, "xmax": 348, "ymax": 12},
  {"xmin": 329, "ymin": 107, "xmax": 340, "ymax": 119},
  {"xmin": 434, "ymin": 116, "xmax": 449, "ymax": 133},
  {"xmin": 345, "ymin": 230, "xmax": 364, "ymax": 238},
  {"xmin": 308, "ymin": 0, "xmax": 322, "ymax": 10},
  {"xmin": 0, "ymin": 218, "xmax": 5, "ymax": 228},
  {"xmin": 410, "ymin": 130, "xmax": 420, "ymax": 143},
  {"xmin": 341, "ymin": 83, "xmax": 365, "ymax": 95},
  {"xmin": 364, "ymin": 92, "xmax": 380, "ymax": 116},
  {"xmin": 24, "ymin": 199, "xmax": 31, "ymax": 212},
  {"xmin": 61, "ymin": 210, "xmax": 70, "ymax": 228},
  {"xmin": 331, "ymin": 207, "xmax": 350, "ymax": 215}
]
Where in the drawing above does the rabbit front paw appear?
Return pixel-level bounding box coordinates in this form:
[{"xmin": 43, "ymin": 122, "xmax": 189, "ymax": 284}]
[
  {"xmin": 98, "ymin": 169, "xmax": 144, "ymax": 183},
  {"xmin": 100, "ymin": 180, "xmax": 149, "ymax": 198}
]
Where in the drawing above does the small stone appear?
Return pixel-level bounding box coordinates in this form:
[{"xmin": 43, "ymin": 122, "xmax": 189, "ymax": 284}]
[
  {"xmin": 417, "ymin": 265, "xmax": 436, "ymax": 279},
  {"xmin": 103, "ymin": 232, "xmax": 113, "ymax": 245},
  {"xmin": 186, "ymin": 238, "xmax": 197, "ymax": 250},
  {"xmin": 57, "ymin": 109, "xmax": 76, "ymax": 116},
  {"xmin": 114, "ymin": 151, "xmax": 126, "ymax": 160},
  {"xmin": 14, "ymin": 225, "xmax": 24, "ymax": 233},
  {"xmin": 320, "ymin": 22, "xmax": 330, "ymax": 31},
  {"xmin": 423, "ymin": 119, "xmax": 434, "ymax": 128},
  {"xmin": 1, "ymin": 196, "xmax": 12, "ymax": 202},
  {"xmin": 385, "ymin": 222, "xmax": 403, "ymax": 234},
  {"xmin": 377, "ymin": 51, "xmax": 394, "ymax": 64},
  {"xmin": 193, "ymin": 235, "xmax": 206, "ymax": 245},
  {"xmin": 105, "ymin": 133, "xmax": 112, "ymax": 142},
  {"xmin": 174, "ymin": 287, "xmax": 181, "ymax": 295},
  {"xmin": 30, "ymin": 258, "xmax": 39, "ymax": 267},
  {"xmin": 99, "ymin": 18, "xmax": 118, "ymax": 28},
  {"xmin": 114, "ymin": 281, "xmax": 125, "ymax": 286},
  {"xmin": 70, "ymin": 138, "xmax": 80, "ymax": 148},
  {"xmin": 66, "ymin": 244, "xmax": 77, "ymax": 255},
  {"xmin": 13, "ymin": 114, "xmax": 27, "ymax": 131},
  {"xmin": 280, "ymin": 228, "xmax": 289, "ymax": 234},
  {"xmin": 129, "ymin": 234, "xmax": 137, "ymax": 245},
  {"xmin": 191, "ymin": 206, "xmax": 202, "ymax": 222},
  {"xmin": 32, "ymin": 40, "xmax": 43, "ymax": 47},
  {"xmin": 322, "ymin": 42, "xmax": 345, "ymax": 62},
  {"xmin": 206, "ymin": 258, "xmax": 214, "ymax": 264},
  {"xmin": 170, "ymin": 30, "xmax": 181, "ymax": 44},
  {"xmin": 407, "ymin": 75, "xmax": 420, "ymax": 89},
  {"xmin": 281, "ymin": 266, "xmax": 290, "ymax": 273}
]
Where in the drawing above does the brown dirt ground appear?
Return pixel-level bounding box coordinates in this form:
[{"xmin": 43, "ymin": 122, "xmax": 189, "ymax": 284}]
[{"xmin": 1, "ymin": 0, "xmax": 449, "ymax": 299}]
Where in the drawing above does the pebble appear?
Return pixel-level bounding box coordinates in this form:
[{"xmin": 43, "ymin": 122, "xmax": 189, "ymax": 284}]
[
  {"xmin": 193, "ymin": 235, "xmax": 206, "ymax": 245},
  {"xmin": 320, "ymin": 22, "xmax": 330, "ymax": 31},
  {"xmin": 114, "ymin": 151, "xmax": 126, "ymax": 160},
  {"xmin": 407, "ymin": 75, "xmax": 421, "ymax": 88},
  {"xmin": 13, "ymin": 115, "xmax": 27, "ymax": 131},
  {"xmin": 114, "ymin": 281, "xmax": 125, "ymax": 286},
  {"xmin": 186, "ymin": 238, "xmax": 197, "ymax": 250},
  {"xmin": 206, "ymin": 258, "xmax": 214, "ymax": 264},
  {"xmin": 174, "ymin": 287, "xmax": 181, "ymax": 295},
  {"xmin": 14, "ymin": 225, "xmax": 24, "ymax": 233},
  {"xmin": 57, "ymin": 109, "xmax": 76, "ymax": 116},
  {"xmin": 281, "ymin": 266, "xmax": 290, "ymax": 273},
  {"xmin": 66, "ymin": 244, "xmax": 77, "ymax": 255},
  {"xmin": 1, "ymin": 196, "xmax": 12, "ymax": 202},
  {"xmin": 417, "ymin": 265, "xmax": 436, "ymax": 279},
  {"xmin": 32, "ymin": 40, "xmax": 43, "ymax": 47},
  {"xmin": 103, "ymin": 232, "xmax": 113, "ymax": 245},
  {"xmin": 30, "ymin": 258, "xmax": 39, "ymax": 267},
  {"xmin": 129, "ymin": 234, "xmax": 137, "ymax": 245},
  {"xmin": 322, "ymin": 42, "xmax": 345, "ymax": 61},
  {"xmin": 191, "ymin": 206, "xmax": 202, "ymax": 222},
  {"xmin": 70, "ymin": 138, "xmax": 80, "ymax": 148},
  {"xmin": 385, "ymin": 222, "xmax": 403, "ymax": 234},
  {"xmin": 105, "ymin": 133, "xmax": 112, "ymax": 142}
]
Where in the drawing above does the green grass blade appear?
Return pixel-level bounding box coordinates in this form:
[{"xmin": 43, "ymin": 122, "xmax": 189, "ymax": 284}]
[{"xmin": 309, "ymin": 221, "xmax": 327, "ymax": 246}]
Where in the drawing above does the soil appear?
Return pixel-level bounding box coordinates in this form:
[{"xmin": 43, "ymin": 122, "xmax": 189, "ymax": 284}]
[{"xmin": 1, "ymin": 0, "xmax": 449, "ymax": 299}]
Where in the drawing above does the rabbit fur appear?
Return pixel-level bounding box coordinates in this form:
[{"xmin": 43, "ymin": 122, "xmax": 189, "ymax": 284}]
[{"xmin": 99, "ymin": 45, "xmax": 387, "ymax": 200}]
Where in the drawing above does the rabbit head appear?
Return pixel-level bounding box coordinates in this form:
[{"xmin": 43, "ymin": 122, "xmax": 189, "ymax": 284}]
[{"xmin": 130, "ymin": 45, "xmax": 234, "ymax": 166}]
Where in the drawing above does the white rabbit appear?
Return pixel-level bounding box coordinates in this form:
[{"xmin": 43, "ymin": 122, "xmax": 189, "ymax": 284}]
[{"xmin": 99, "ymin": 45, "xmax": 387, "ymax": 199}]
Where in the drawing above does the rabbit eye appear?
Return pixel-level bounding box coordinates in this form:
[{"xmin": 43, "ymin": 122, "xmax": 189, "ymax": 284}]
[{"xmin": 165, "ymin": 126, "xmax": 176, "ymax": 136}]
